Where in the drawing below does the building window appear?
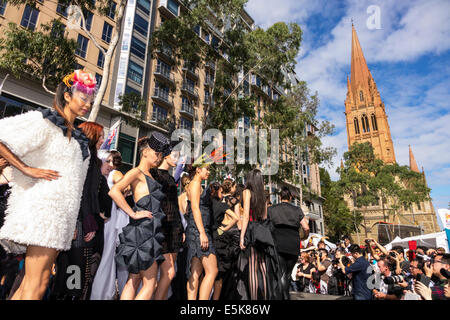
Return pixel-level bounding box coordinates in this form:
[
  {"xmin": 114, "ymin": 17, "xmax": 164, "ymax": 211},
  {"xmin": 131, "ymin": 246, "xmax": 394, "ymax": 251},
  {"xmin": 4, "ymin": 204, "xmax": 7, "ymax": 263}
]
[
  {"xmin": 95, "ymin": 73, "xmax": 102, "ymax": 85},
  {"xmin": 21, "ymin": 5, "xmax": 39, "ymax": 30},
  {"xmin": 371, "ymin": 113, "xmax": 378, "ymax": 131},
  {"xmin": 130, "ymin": 36, "xmax": 146, "ymax": 59},
  {"xmin": 203, "ymin": 32, "xmax": 210, "ymax": 44},
  {"xmin": 354, "ymin": 117, "xmax": 360, "ymax": 134},
  {"xmin": 360, "ymin": 91, "xmax": 364, "ymax": 102},
  {"xmin": 107, "ymin": 1, "xmax": 116, "ymax": 19},
  {"xmin": 137, "ymin": 0, "xmax": 150, "ymax": 15},
  {"xmin": 75, "ymin": 34, "xmax": 89, "ymax": 58},
  {"xmin": 416, "ymin": 202, "xmax": 421, "ymax": 211},
  {"xmin": 102, "ymin": 22, "xmax": 113, "ymax": 43},
  {"xmin": 180, "ymin": 118, "xmax": 193, "ymax": 131},
  {"xmin": 167, "ymin": 0, "xmax": 179, "ymax": 16},
  {"xmin": 152, "ymin": 104, "xmax": 168, "ymax": 122},
  {"xmin": 74, "ymin": 62, "xmax": 84, "ymax": 70},
  {"xmin": 125, "ymin": 85, "xmax": 141, "ymax": 97},
  {"xmin": 127, "ymin": 61, "xmax": 143, "ymax": 85},
  {"xmin": 97, "ymin": 49, "xmax": 104, "ymax": 68},
  {"xmin": 134, "ymin": 13, "xmax": 148, "ymax": 37},
  {"xmin": 56, "ymin": 1, "xmax": 68, "ymax": 17},
  {"xmin": 361, "ymin": 114, "xmax": 370, "ymax": 133},
  {"xmin": 82, "ymin": 11, "xmax": 93, "ymax": 31},
  {"xmin": 194, "ymin": 25, "xmax": 200, "ymax": 35},
  {"xmin": 0, "ymin": 0, "xmax": 7, "ymax": 15},
  {"xmin": 117, "ymin": 132, "xmax": 135, "ymax": 174}
]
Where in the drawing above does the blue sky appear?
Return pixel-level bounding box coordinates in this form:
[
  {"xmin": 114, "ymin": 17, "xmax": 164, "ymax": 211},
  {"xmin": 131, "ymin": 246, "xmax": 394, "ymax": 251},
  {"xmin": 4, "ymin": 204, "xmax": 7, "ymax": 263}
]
[{"xmin": 246, "ymin": 0, "xmax": 450, "ymax": 211}]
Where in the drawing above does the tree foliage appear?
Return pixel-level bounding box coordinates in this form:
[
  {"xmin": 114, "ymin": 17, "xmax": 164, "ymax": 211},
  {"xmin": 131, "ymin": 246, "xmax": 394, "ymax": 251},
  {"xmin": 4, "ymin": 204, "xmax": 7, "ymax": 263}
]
[
  {"xmin": 151, "ymin": 0, "xmax": 335, "ymax": 183},
  {"xmin": 0, "ymin": 20, "xmax": 77, "ymax": 93},
  {"xmin": 320, "ymin": 167, "xmax": 362, "ymax": 243},
  {"xmin": 337, "ymin": 142, "xmax": 431, "ymax": 224}
]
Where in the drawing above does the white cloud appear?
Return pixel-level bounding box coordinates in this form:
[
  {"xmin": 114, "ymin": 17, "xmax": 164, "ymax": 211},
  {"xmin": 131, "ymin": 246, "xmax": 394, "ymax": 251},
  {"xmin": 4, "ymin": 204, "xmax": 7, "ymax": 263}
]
[{"xmin": 246, "ymin": 0, "xmax": 450, "ymax": 209}]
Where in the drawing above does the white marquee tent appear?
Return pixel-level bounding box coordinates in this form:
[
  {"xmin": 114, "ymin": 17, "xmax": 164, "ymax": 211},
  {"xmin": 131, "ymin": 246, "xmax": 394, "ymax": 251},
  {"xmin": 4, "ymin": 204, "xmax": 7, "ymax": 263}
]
[{"xmin": 384, "ymin": 231, "xmax": 449, "ymax": 253}]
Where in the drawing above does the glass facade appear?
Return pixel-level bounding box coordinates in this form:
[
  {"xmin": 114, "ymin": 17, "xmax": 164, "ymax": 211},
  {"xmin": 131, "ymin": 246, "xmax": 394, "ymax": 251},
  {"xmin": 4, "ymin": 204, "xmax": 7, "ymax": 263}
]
[
  {"xmin": 134, "ymin": 13, "xmax": 148, "ymax": 37},
  {"xmin": 130, "ymin": 36, "xmax": 146, "ymax": 59},
  {"xmin": 127, "ymin": 60, "xmax": 144, "ymax": 84}
]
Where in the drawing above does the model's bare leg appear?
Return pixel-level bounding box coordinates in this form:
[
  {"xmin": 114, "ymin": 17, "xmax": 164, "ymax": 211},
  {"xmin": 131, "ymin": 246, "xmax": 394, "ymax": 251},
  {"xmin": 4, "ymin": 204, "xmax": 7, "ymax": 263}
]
[
  {"xmin": 154, "ymin": 253, "xmax": 177, "ymax": 300},
  {"xmin": 187, "ymin": 257, "xmax": 202, "ymax": 300},
  {"xmin": 11, "ymin": 246, "xmax": 57, "ymax": 300},
  {"xmin": 198, "ymin": 254, "xmax": 218, "ymax": 300},
  {"xmin": 135, "ymin": 262, "xmax": 158, "ymax": 300},
  {"xmin": 120, "ymin": 273, "xmax": 141, "ymax": 300},
  {"xmin": 212, "ymin": 279, "xmax": 222, "ymax": 300}
]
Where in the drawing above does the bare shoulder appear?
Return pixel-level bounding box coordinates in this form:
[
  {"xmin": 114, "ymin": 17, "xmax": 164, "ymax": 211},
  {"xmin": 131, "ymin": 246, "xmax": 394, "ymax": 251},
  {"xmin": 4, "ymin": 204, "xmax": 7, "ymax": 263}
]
[{"xmin": 112, "ymin": 170, "xmax": 124, "ymax": 183}]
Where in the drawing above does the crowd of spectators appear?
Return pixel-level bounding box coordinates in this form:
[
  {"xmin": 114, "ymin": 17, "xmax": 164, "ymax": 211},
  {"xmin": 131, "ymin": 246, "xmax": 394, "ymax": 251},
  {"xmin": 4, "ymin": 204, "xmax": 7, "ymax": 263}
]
[{"xmin": 290, "ymin": 235, "xmax": 450, "ymax": 300}]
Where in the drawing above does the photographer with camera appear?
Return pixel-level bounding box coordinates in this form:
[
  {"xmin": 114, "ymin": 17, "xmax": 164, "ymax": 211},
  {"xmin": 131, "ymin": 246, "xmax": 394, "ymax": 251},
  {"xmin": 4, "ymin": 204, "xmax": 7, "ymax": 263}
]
[
  {"xmin": 314, "ymin": 248, "xmax": 332, "ymax": 294},
  {"xmin": 327, "ymin": 248, "xmax": 350, "ymax": 296},
  {"xmin": 293, "ymin": 252, "xmax": 316, "ymax": 293},
  {"xmin": 373, "ymin": 258, "xmax": 408, "ymax": 300},
  {"xmin": 338, "ymin": 244, "xmax": 372, "ymax": 300},
  {"xmin": 390, "ymin": 246, "xmax": 410, "ymax": 275},
  {"xmin": 414, "ymin": 253, "xmax": 450, "ymax": 300},
  {"xmin": 339, "ymin": 235, "xmax": 352, "ymax": 254}
]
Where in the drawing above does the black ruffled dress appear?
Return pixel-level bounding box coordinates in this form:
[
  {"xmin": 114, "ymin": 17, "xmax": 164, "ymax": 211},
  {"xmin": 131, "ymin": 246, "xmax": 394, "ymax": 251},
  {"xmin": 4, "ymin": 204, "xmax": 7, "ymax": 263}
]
[
  {"xmin": 185, "ymin": 187, "xmax": 215, "ymax": 279},
  {"xmin": 235, "ymin": 216, "xmax": 283, "ymax": 300},
  {"xmin": 115, "ymin": 174, "xmax": 166, "ymax": 274},
  {"xmin": 150, "ymin": 168, "xmax": 183, "ymax": 254}
]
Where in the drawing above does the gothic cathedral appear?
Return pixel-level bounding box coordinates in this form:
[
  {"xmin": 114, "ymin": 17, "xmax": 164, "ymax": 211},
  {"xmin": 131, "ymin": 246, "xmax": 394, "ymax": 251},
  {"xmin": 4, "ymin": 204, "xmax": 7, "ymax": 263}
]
[{"xmin": 344, "ymin": 25, "xmax": 440, "ymax": 245}]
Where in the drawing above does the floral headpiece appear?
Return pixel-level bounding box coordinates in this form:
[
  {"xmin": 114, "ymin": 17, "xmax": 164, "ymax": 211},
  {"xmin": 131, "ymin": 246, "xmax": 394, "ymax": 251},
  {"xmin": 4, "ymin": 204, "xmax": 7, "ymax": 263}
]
[
  {"xmin": 192, "ymin": 146, "xmax": 229, "ymax": 168},
  {"xmin": 62, "ymin": 69, "xmax": 98, "ymax": 96}
]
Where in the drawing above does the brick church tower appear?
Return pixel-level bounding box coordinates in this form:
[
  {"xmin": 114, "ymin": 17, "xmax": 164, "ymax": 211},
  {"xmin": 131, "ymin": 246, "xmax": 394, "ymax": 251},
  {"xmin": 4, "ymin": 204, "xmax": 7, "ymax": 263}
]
[
  {"xmin": 345, "ymin": 24, "xmax": 396, "ymax": 164},
  {"xmin": 343, "ymin": 25, "xmax": 440, "ymax": 245}
]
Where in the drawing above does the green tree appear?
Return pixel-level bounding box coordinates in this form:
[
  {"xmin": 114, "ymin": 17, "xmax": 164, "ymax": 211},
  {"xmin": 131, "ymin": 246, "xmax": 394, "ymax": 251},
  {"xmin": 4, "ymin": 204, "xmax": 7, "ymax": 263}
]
[
  {"xmin": 5, "ymin": 0, "xmax": 127, "ymax": 122},
  {"xmin": 320, "ymin": 167, "xmax": 362, "ymax": 243},
  {"xmin": 152, "ymin": 1, "xmax": 335, "ymax": 185},
  {"xmin": 337, "ymin": 142, "xmax": 431, "ymax": 237},
  {"xmin": 0, "ymin": 20, "xmax": 77, "ymax": 94}
]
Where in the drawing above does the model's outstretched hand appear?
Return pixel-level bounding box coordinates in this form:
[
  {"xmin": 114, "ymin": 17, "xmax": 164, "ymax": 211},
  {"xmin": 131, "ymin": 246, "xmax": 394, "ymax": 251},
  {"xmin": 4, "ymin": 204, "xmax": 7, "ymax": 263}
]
[{"xmin": 22, "ymin": 166, "xmax": 61, "ymax": 181}]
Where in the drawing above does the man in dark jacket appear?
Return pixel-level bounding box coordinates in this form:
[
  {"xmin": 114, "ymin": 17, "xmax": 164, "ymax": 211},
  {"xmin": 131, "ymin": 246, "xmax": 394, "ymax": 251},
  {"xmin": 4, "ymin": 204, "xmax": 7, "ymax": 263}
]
[{"xmin": 268, "ymin": 187, "xmax": 309, "ymax": 299}]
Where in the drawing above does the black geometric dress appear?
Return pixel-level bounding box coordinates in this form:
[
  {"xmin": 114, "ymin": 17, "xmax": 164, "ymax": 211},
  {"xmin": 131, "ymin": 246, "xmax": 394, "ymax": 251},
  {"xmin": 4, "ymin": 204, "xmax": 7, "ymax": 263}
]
[
  {"xmin": 115, "ymin": 174, "xmax": 166, "ymax": 274},
  {"xmin": 185, "ymin": 187, "xmax": 216, "ymax": 279},
  {"xmin": 150, "ymin": 168, "xmax": 183, "ymax": 255}
]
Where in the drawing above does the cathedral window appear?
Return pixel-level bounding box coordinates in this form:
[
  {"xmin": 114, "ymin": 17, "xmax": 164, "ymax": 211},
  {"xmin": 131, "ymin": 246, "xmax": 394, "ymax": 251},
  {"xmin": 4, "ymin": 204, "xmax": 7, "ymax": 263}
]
[
  {"xmin": 354, "ymin": 117, "xmax": 360, "ymax": 134},
  {"xmin": 361, "ymin": 114, "xmax": 370, "ymax": 133},
  {"xmin": 371, "ymin": 113, "xmax": 378, "ymax": 131},
  {"xmin": 360, "ymin": 91, "xmax": 364, "ymax": 101}
]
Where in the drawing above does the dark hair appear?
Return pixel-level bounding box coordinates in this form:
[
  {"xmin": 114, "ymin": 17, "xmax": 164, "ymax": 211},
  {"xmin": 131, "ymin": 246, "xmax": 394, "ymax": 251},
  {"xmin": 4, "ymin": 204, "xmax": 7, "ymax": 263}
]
[
  {"xmin": 110, "ymin": 150, "xmax": 122, "ymax": 168},
  {"xmin": 53, "ymin": 82, "xmax": 74, "ymax": 137},
  {"xmin": 244, "ymin": 169, "xmax": 266, "ymax": 221},
  {"xmin": 186, "ymin": 163, "xmax": 197, "ymax": 180},
  {"xmin": 181, "ymin": 175, "xmax": 191, "ymax": 189},
  {"xmin": 412, "ymin": 256, "xmax": 425, "ymax": 270},
  {"xmin": 280, "ymin": 187, "xmax": 292, "ymax": 201},
  {"xmin": 319, "ymin": 248, "xmax": 328, "ymax": 256},
  {"xmin": 210, "ymin": 181, "xmax": 222, "ymax": 200},
  {"xmin": 349, "ymin": 244, "xmax": 362, "ymax": 254},
  {"xmin": 137, "ymin": 136, "xmax": 151, "ymax": 156},
  {"xmin": 417, "ymin": 246, "xmax": 428, "ymax": 252},
  {"xmin": 392, "ymin": 246, "xmax": 404, "ymax": 256},
  {"xmin": 437, "ymin": 253, "xmax": 450, "ymax": 265},
  {"xmin": 222, "ymin": 179, "xmax": 236, "ymax": 194}
]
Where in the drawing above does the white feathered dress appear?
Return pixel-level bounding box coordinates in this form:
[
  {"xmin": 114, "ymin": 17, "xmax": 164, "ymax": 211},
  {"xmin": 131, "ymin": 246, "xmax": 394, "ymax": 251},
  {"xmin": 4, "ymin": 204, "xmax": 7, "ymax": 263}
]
[{"xmin": 0, "ymin": 109, "xmax": 90, "ymax": 254}]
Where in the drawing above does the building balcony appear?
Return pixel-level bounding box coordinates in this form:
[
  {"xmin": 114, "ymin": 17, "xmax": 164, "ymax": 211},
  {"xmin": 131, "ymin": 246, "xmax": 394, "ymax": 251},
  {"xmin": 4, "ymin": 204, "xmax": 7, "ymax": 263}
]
[
  {"xmin": 156, "ymin": 45, "xmax": 175, "ymax": 64},
  {"xmin": 182, "ymin": 64, "xmax": 199, "ymax": 80},
  {"xmin": 151, "ymin": 88, "xmax": 173, "ymax": 108},
  {"xmin": 181, "ymin": 82, "xmax": 199, "ymax": 99},
  {"xmin": 154, "ymin": 65, "xmax": 175, "ymax": 86},
  {"xmin": 203, "ymin": 97, "xmax": 214, "ymax": 107},
  {"xmin": 180, "ymin": 103, "xmax": 194, "ymax": 118},
  {"xmin": 158, "ymin": 0, "xmax": 178, "ymax": 19}
]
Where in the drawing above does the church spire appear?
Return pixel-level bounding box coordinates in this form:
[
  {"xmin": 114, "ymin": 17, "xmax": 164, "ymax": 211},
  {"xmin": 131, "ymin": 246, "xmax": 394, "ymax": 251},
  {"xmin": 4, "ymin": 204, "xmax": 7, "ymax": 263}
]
[
  {"xmin": 409, "ymin": 145, "xmax": 420, "ymax": 173},
  {"xmin": 350, "ymin": 25, "xmax": 373, "ymax": 100}
]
